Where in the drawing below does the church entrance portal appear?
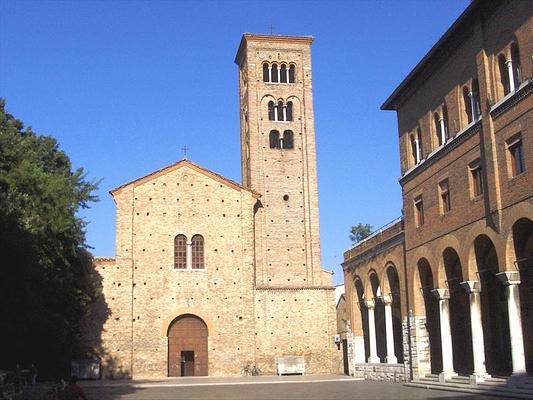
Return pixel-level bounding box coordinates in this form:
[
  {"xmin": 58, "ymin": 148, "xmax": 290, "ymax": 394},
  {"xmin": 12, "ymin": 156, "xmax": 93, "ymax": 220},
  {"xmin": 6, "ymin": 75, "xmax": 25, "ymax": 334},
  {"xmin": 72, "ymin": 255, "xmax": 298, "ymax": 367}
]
[{"xmin": 168, "ymin": 314, "xmax": 208, "ymax": 377}]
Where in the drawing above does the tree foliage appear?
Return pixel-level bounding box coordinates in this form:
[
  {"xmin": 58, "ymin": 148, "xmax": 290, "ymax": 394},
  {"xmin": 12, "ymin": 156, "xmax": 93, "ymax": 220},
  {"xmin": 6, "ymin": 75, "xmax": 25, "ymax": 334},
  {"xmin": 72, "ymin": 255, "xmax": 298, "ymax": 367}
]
[
  {"xmin": 0, "ymin": 99, "xmax": 99, "ymax": 378},
  {"xmin": 349, "ymin": 223, "xmax": 373, "ymax": 243}
]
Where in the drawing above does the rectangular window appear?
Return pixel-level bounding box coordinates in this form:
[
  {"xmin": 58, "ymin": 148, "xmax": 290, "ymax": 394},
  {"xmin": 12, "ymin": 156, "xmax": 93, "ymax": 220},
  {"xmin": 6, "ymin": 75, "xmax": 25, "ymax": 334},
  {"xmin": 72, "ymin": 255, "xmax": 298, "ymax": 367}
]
[
  {"xmin": 507, "ymin": 136, "xmax": 525, "ymax": 177},
  {"xmin": 414, "ymin": 196, "xmax": 424, "ymax": 227},
  {"xmin": 439, "ymin": 179, "xmax": 451, "ymax": 214},
  {"xmin": 469, "ymin": 160, "xmax": 483, "ymax": 198}
]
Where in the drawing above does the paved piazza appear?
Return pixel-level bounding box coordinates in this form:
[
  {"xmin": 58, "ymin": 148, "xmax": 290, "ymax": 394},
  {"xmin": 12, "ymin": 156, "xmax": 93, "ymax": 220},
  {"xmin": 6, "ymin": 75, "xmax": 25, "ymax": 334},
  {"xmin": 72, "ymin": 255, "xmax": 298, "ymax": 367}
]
[{"xmin": 81, "ymin": 375, "xmax": 501, "ymax": 400}]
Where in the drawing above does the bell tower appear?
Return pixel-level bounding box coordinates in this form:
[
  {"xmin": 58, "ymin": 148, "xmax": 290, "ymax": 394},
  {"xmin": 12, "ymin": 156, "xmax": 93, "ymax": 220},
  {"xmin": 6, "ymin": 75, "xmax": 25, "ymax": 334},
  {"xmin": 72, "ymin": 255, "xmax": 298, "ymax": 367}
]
[{"xmin": 235, "ymin": 34, "xmax": 327, "ymax": 287}]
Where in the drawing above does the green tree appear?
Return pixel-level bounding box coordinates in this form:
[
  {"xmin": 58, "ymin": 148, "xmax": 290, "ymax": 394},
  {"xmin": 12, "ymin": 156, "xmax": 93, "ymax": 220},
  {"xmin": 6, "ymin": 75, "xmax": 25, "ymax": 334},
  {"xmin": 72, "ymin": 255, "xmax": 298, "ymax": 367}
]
[
  {"xmin": 0, "ymin": 99, "xmax": 99, "ymax": 378},
  {"xmin": 349, "ymin": 223, "xmax": 373, "ymax": 243}
]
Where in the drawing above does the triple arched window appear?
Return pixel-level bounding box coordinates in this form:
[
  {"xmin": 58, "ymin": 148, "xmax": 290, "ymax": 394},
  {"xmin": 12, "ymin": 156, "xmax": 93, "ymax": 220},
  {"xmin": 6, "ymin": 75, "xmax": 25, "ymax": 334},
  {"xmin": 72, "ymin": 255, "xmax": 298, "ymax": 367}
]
[
  {"xmin": 263, "ymin": 62, "xmax": 296, "ymax": 83},
  {"xmin": 268, "ymin": 100, "xmax": 293, "ymax": 122},
  {"xmin": 269, "ymin": 130, "xmax": 294, "ymax": 149},
  {"xmin": 174, "ymin": 234, "xmax": 204, "ymax": 269}
]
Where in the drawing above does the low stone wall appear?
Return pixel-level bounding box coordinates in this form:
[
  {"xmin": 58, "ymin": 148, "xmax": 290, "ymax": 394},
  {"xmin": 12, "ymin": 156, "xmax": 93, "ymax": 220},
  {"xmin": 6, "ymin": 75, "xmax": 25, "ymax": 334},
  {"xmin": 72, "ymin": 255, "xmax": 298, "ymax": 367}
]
[{"xmin": 352, "ymin": 363, "xmax": 408, "ymax": 383}]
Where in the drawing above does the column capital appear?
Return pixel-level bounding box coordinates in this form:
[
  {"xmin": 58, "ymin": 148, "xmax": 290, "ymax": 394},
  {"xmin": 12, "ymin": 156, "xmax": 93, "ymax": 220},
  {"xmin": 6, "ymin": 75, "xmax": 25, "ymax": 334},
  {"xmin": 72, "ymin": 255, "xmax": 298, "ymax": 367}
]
[
  {"xmin": 505, "ymin": 59, "xmax": 514, "ymax": 66},
  {"xmin": 364, "ymin": 299, "xmax": 375, "ymax": 309},
  {"xmin": 381, "ymin": 295, "xmax": 393, "ymax": 305},
  {"xmin": 432, "ymin": 288, "xmax": 450, "ymax": 300},
  {"xmin": 460, "ymin": 280, "xmax": 481, "ymax": 293},
  {"xmin": 496, "ymin": 271, "xmax": 521, "ymax": 286}
]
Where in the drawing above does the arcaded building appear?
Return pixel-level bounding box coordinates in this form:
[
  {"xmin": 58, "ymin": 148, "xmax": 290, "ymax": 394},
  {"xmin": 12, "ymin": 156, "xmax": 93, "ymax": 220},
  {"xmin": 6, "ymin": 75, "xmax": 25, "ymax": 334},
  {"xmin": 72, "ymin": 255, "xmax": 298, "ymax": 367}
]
[
  {"xmin": 86, "ymin": 34, "xmax": 339, "ymax": 378},
  {"xmin": 343, "ymin": 0, "xmax": 532, "ymax": 385}
]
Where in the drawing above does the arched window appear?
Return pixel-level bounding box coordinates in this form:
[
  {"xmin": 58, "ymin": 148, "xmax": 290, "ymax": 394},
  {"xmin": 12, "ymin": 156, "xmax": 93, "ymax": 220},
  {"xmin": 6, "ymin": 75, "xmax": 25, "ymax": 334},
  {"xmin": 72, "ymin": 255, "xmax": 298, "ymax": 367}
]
[
  {"xmin": 174, "ymin": 234, "xmax": 187, "ymax": 269},
  {"xmin": 498, "ymin": 54, "xmax": 510, "ymax": 96},
  {"xmin": 289, "ymin": 64, "xmax": 296, "ymax": 83},
  {"xmin": 268, "ymin": 101, "xmax": 275, "ymax": 121},
  {"xmin": 463, "ymin": 86, "xmax": 473, "ymax": 124},
  {"xmin": 191, "ymin": 235, "xmax": 204, "ymax": 269},
  {"xmin": 410, "ymin": 135, "xmax": 417, "ymax": 165},
  {"xmin": 263, "ymin": 63, "xmax": 269, "ymax": 82},
  {"xmin": 280, "ymin": 64, "xmax": 287, "ymax": 83},
  {"xmin": 434, "ymin": 112, "xmax": 443, "ymax": 147},
  {"xmin": 282, "ymin": 130, "xmax": 294, "ymax": 149},
  {"xmin": 277, "ymin": 101, "xmax": 285, "ymax": 121},
  {"xmin": 269, "ymin": 130, "xmax": 280, "ymax": 149},
  {"xmin": 286, "ymin": 101, "xmax": 293, "ymax": 121},
  {"xmin": 271, "ymin": 63, "xmax": 279, "ymax": 83},
  {"xmin": 472, "ymin": 79, "xmax": 480, "ymax": 120},
  {"xmin": 510, "ymin": 43, "xmax": 521, "ymax": 88}
]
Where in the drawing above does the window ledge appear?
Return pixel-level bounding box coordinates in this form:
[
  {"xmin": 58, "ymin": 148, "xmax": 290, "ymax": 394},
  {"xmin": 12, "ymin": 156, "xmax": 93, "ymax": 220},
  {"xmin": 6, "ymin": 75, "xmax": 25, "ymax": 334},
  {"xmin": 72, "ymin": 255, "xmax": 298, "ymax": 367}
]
[
  {"xmin": 470, "ymin": 194, "xmax": 483, "ymax": 202},
  {"xmin": 172, "ymin": 268, "xmax": 207, "ymax": 272},
  {"xmin": 400, "ymin": 119, "xmax": 481, "ymax": 185},
  {"xmin": 490, "ymin": 78, "xmax": 533, "ymax": 120}
]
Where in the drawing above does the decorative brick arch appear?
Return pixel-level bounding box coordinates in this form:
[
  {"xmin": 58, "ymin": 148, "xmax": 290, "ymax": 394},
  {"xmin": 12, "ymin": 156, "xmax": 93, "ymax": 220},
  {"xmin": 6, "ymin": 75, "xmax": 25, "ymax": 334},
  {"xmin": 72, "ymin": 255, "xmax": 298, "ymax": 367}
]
[{"xmin": 161, "ymin": 308, "xmax": 214, "ymax": 338}]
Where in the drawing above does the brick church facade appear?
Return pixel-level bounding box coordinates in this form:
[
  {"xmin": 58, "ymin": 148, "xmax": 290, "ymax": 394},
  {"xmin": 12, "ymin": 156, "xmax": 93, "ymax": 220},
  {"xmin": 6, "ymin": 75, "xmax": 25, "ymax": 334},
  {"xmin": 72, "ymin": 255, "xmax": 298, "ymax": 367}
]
[
  {"xmin": 342, "ymin": 0, "xmax": 532, "ymax": 385},
  {"xmin": 85, "ymin": 34, "xmax": 339, "ymax": 378}
]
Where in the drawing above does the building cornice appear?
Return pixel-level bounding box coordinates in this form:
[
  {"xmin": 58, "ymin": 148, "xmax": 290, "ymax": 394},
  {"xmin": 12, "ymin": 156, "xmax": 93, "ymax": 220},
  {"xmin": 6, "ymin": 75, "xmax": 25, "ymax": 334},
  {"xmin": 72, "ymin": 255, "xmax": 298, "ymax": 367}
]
[
  {"xmin": 490, "ymin": 78, "xmax": 533, "ymax": 120},
  {"xmin": 342, "ymin": 231, "xmax": 405, "ymax": 273},
  {"xmin": 381, "ymin": 0, "xmax": 497, "ymax": 111}
]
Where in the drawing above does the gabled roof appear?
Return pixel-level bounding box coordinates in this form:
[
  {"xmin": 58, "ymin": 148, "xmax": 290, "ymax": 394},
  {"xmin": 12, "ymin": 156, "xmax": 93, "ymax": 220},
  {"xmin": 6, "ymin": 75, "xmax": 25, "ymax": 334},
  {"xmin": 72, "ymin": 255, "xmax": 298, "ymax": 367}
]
[{"xmin": 109, "ymin": 159, "xmax": 261, "ymax": 198}]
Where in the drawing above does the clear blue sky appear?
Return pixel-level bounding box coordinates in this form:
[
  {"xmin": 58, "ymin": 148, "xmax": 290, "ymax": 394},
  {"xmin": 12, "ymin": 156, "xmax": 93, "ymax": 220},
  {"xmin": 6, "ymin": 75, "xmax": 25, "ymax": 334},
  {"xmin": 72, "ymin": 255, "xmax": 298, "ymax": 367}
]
[{"xmin": 1, "ymin": 0, "xmax": 468, "ymax": 285}]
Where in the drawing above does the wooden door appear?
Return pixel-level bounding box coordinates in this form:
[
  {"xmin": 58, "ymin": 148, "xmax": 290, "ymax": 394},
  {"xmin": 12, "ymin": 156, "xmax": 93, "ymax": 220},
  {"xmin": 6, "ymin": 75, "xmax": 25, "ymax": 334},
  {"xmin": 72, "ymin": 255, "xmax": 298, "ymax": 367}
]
[{"xmin": 168, "ymin": 315, "xmax": 208, "ymax": 377}]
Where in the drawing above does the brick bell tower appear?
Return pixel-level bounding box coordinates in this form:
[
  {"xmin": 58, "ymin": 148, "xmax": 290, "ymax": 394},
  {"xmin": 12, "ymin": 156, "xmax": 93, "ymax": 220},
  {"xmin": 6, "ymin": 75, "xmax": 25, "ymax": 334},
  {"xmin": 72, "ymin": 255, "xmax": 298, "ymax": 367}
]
[{"xmin": 235, "ymin": 34, "xmax": 328, "ymax": 288}]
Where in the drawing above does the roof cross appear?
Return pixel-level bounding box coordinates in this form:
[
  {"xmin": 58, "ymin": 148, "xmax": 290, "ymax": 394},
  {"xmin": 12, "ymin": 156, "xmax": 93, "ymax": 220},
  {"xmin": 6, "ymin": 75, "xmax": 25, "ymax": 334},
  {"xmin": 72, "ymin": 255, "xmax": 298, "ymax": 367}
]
[{"xmin": 182, "ymin": 145, "xmax": 189, "ymax": 160}]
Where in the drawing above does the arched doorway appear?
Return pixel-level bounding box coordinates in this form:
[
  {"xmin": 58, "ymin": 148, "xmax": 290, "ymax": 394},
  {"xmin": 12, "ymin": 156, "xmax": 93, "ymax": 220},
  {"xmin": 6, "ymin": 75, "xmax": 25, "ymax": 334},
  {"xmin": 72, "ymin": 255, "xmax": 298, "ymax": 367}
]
[
  {"xmin": 417, "ymin": 258, "xmax": 442, "ymax": 374},
  {"xmin": 168, "ymin": 314, "xmax": 208, "ymax": 377},
  {"xmin": 513, "ymin": 218, "xmax": 533, "ymax": 374},
  {"xmin": 443, "ymin": 247, "xmax": 473, "ymax": 375},
  {"xmin": 474, "ymin": 235, "xmax": 511, "ymax": 375}
]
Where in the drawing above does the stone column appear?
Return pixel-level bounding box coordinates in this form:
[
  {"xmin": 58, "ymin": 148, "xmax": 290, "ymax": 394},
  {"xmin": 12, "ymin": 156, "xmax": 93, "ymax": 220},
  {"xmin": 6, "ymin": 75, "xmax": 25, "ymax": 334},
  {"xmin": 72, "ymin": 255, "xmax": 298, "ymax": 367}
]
[
  {"xmin": 186, "ymin": 240, "xmax": 193, "ymax": 269},
  {"xmin": 439, "ymin": 117, "xmax": 446, "ymax": 145},
  {"xmin": 460, "ymin": 281, "xmax": 488, "ymax": 383},
  {"xmin": 496, "ymin": 271, "xmax": 526, "ymax": 375},
  {"xmin": 383, "ymin": 295, "xmax": 397, "ymax": 364},
  {"xmin": 414, "ymin": 138, "xmax": 420, "ymax": 164},
  {"xmin": 432, "ymin": 288, "xmax": 456, "ymax": 382},
  {"xmin": 506, "ymin": 60, "xmax": 515, "ymax": 92},
  {"xmin": 365, "ymin": 299, "xmax": 380, "ymax": 364}
]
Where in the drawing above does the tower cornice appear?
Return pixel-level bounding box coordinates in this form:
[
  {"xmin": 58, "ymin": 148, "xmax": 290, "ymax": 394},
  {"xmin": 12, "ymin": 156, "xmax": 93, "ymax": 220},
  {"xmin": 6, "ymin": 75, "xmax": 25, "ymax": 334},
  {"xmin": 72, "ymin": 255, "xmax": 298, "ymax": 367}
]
[{"xmin": 234, "ymin": 33, "xmax": 314, "ymax": 66}]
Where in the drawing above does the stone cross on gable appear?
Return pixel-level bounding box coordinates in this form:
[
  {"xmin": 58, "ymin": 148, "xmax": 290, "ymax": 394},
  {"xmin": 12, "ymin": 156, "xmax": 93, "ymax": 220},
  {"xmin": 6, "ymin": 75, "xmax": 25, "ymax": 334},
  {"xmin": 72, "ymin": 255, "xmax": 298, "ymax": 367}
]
[{"xmin": 182, "ymin": 145, "xmax": 189, "ymax": 160}]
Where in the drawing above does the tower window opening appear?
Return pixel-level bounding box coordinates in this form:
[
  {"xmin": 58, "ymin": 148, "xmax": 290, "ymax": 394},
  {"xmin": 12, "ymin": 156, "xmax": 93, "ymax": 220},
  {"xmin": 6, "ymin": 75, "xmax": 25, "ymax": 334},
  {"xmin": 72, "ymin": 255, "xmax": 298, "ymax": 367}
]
[
  {"xmin": 280, "ymin": 64, "xmax": 287, "ymax": 83},
  {"xmin": 289, "ymin": 64, "xmax": 296, "ymax": 83},
  {"xmin": 269, "ymin": 130, "xmax": 281, "ymax": 149},
  {"xmin": 278, "ymin": 101, "xmax": 285, "ymax": 121},
  {"xmin": 268, "ymin": 101, "xmax": 275, "ymax": 121},
  {"xmin": 282, "ymin": 130, "xmax": 294, "ymax": 149},
  {"xmin": 263, "ymin": 63, "xmax": 269, "ymax": 82},
  {"xmin": 271, "ymin": 63, "xmax": 279, "ymax": 83},
  {"xmin": 286, "ymin": 101, "xmax": 293, "ymax": 121}
]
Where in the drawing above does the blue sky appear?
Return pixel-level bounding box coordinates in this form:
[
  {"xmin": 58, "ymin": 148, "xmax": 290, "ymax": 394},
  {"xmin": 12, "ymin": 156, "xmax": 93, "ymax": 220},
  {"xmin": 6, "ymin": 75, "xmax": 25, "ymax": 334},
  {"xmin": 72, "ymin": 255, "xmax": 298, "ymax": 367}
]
[{"xmin": 1, "ymin": 0, "xmax": 468, "ymax": 285}]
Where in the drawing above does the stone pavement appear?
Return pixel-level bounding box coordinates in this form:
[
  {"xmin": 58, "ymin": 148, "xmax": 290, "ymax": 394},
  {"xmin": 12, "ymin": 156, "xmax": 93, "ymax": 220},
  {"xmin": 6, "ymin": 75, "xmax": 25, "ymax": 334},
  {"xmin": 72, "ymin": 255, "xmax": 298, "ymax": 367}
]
[{"xmin": 79, "ymin": 375, "xmax": 503, "ymax": 400}]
